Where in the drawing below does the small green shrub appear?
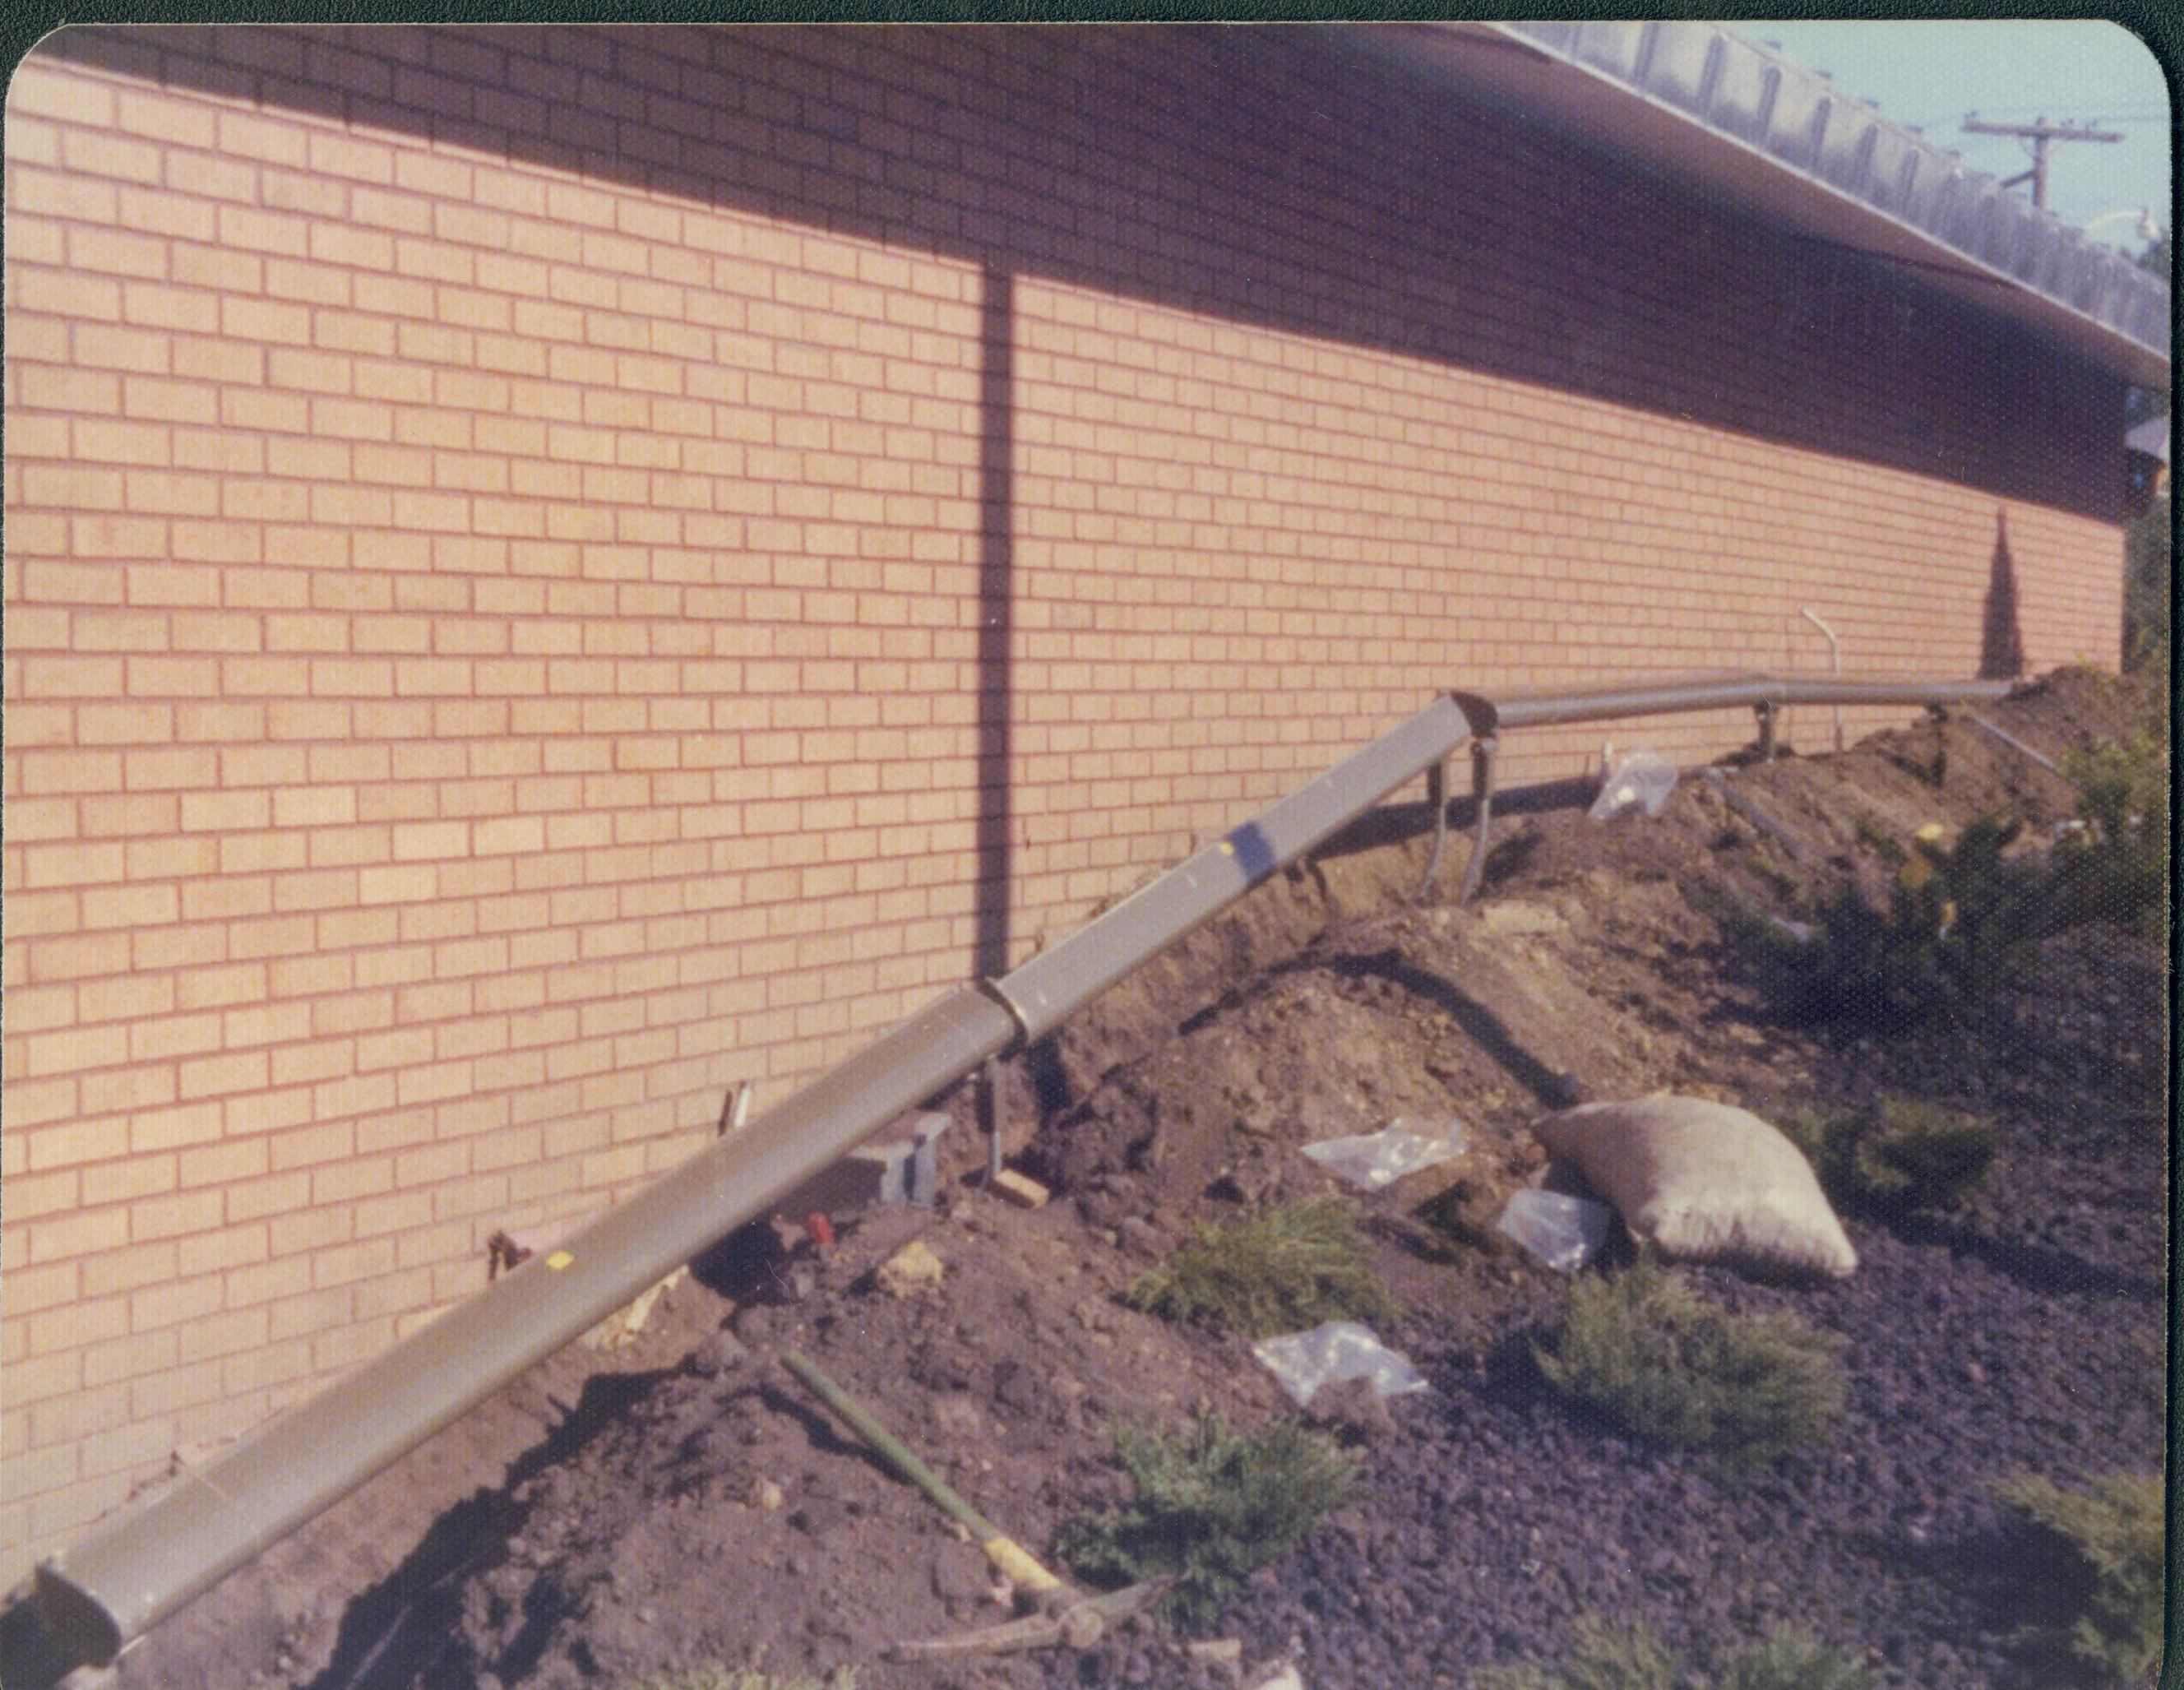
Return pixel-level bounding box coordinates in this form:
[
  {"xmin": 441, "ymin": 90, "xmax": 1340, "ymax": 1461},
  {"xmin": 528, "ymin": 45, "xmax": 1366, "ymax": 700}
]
[
  {"xmin": 2056, "ymin": 730, "xmax": 2169, "ymax": 940},
  {"xmin": 1124, "ymin": 1197, "xmax": 1397, "ymax": 1338},
  {"xmin": 1777, "ymin": 817, "xmax": 2044, "ymax": 1026},
  {"xmin": 1996, "ymin": 1467, "xmax": 2166, "ymax": 1687},
  {"xmin": 1476, "ymin": 1617, "xmax": 1677, "ymax": 1690},
  {"xmin": 1535, "ymin": 1262, "xmax": 1846, "ymax": 1472},
  {"xmin": 1480, "ymin": 1619, "xmax": 1870, "ymax": 1690},
  {"xmin": 1714, "ymin": 1631, "xmax": 1873, "ymax": 1690},
  {"xmin": 1055, "ymin": 1414, "xmax": 1353, "ymax": 1627},
  {"xmin": 624, "ymin": 1670, "xmax": 858, "ymax": 1690},
  {"xmin": 1774, "ymin": 1095, "xmax": 1998, "ymax": 1214}
]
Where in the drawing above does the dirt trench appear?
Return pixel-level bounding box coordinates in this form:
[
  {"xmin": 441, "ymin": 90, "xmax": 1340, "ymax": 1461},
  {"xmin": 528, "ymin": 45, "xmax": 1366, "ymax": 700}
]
[{"xmin": 78, "ymin": 668, "xmax": 2167, "ymax": 1690}]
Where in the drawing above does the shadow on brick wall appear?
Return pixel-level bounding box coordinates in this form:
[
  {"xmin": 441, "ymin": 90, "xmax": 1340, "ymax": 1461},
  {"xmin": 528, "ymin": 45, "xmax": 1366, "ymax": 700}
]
[
  {"xmin": 33, "ymin": 22, "xmax": 2123, "ymax": 525},
  {"xmin": 1980, "ymin": 511, "xmax": 2027, "ymax": 680}
]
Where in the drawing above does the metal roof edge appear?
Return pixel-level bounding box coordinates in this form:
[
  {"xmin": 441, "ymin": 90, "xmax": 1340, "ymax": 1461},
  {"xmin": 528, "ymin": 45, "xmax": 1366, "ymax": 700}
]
[{"xmin": 1474, "ymin": 19, "xmax": 2170, "ymax": 388}]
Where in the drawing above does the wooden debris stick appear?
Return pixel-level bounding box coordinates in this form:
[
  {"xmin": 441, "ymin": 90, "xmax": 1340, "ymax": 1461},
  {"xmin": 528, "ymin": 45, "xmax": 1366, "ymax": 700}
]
[{"xmin": 887, "ymin": 1577, "xmax": 1172, "ymax": 1659}]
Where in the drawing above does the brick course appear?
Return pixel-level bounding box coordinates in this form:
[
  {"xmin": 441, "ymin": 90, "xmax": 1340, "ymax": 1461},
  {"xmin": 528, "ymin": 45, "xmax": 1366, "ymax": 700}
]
[{"xmin": 2, "ymin": 22, "xmax": 2128, "ymax": 1581}]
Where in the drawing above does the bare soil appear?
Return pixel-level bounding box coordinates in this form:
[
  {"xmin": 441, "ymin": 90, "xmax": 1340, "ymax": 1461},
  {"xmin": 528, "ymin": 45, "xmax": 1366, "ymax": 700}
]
[{"xmin": 57, "ymin": 669, "xmax": 2168, "ymax": 1690}]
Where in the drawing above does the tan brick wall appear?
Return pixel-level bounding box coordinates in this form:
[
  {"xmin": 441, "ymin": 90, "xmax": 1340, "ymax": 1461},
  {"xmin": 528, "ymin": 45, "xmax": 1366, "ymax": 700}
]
[{"xmin": 2, "ymin": 24, "xmax": 2128, "ymax": 1577}]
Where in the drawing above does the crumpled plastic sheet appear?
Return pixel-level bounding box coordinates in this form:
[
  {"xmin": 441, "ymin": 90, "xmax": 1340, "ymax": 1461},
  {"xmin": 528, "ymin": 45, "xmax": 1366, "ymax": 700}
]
[
  {"xmin": 1252, "ymin": 1320, "xmax": 1429, "ymax": 1408},
  {"xmin": 1299, "ymin": 1117, "xmax": 1467, "ymax": 1190},
  {"xmin": 1497, "ymin": 1188, "xmax": 1613, "ymax": 1273},
  {"xmin": 1588, "ymin": 750, "xmax": 1679, "ymax": 821}
]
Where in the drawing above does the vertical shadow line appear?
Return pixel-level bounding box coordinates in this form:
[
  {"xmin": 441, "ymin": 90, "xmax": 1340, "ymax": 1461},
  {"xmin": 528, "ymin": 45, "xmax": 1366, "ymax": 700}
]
[
  {"xmin": 974, "ymin": 265, "xmax": 1015, "ymax": 980},
  {"xmin": 1980, "ymin": 507, "xmax": 2025, "ymax": 679}
]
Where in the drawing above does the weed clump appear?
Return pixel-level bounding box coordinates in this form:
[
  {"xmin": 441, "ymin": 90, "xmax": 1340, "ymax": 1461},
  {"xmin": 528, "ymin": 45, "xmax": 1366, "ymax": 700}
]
[
  {"xmin": 1480, "ymin": 1618, "xmax": 1870, "ymax": 1690},
  {"xmin": 1996, "ymin": 1467, "xmax": 2165, "ymax": 1687},
  {"xmin": 1535, "ymin": 1262, "xmax": 1846, "ymax": 1472},
  {"xmin": 1055, "ymin": 1414, "xmax": 1353, "ymax": 1627},
  {"xmin": 1477, "ymin": 1617, "xmax": 1676, "ymax": 1689},
  {"xmin": 1124, "ymin": 1197, "xmax": 1397, "ymax": 1338},
  {"xmin": 2055, "ymin": 730, "xmax": 2168, "ymax": 940},
  {"xmin": 626, "ymin": 1670, "xmax": 858, "ymax": 1690},
  {"xmin": 1781, "ymin": 817, "xmax": 2043, "ymax": 1026},
  {"xmin": 1774, "ymin": 1095, "xmax": 1998, "ymax": 1214},
  {"xmin": 1713, "ymin": 1631, "xmax": 1875, "ymax": 1690}
]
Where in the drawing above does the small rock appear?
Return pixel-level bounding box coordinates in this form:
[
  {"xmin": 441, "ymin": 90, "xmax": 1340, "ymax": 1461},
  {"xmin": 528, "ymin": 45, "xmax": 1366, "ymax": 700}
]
[
  {"xmin": 990, "ymin": 1168, "xmax": 1050, "ymax": 1209},
  {"xmin": 1117, "ymin": 1217, "xmax": 1162, "ymax": 1259},
  {"xmin": 931, "ymin": 1544, "xmax": 992, "ymax": 1607},
  {"xmin": 1188, "ymin": 1637, "xmax": 1246, "ymax": 1666},
  {"xmin": 1964, "ymin": 1359, "xmax": 1987, "ymax": 1385},
  {"xmin": 753, "ymin": 1477, "xmax": 785, "ymax": 1511},
  {"xmin": 687, "ymin": 1327, "xmax": 749, "ymax": 1377},
  {"xmin": 874, "ymin": 1239, "xmax": 946, "ymax": 1298},
  {"xmin": 1478, "ymin": 901, "xmax": 1566, "ymax": 936}
]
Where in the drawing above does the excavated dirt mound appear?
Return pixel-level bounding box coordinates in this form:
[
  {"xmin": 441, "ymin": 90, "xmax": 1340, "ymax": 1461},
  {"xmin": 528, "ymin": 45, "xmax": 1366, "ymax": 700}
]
[{"xmin": 58, "ymin": 669, "xmax": 2168, "ymax": 1690}]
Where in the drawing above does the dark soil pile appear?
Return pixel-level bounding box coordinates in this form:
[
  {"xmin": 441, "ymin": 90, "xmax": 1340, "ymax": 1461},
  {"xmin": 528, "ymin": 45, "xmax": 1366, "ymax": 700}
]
[{"xmin": 75, "ymin": 669, "xmax": 2167, "ymax": 1690}]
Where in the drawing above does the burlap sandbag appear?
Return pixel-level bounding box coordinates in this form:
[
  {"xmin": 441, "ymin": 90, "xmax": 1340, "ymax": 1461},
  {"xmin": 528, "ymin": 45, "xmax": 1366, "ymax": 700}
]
[{"xmin": 1532, "ymin": 1095, "xmax": 1858, "ymax": 1279}]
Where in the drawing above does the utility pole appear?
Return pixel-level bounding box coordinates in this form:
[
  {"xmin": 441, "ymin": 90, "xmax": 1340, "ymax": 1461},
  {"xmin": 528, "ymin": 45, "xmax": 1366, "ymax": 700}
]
[{"xmin": 1961, "ymin": 113, "xmax": 2123, "ymax": 210}]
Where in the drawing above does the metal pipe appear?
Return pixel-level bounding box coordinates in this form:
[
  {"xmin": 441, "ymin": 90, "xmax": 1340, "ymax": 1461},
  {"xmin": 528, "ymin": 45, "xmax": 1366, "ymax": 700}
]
[
  {"xmin": 1798, "ymin": 609, "xmax": 1845, "ymax": 753},
  {"xmin": 1485, "ymin": 673, "xmax": 2010, "ymax": 730},
  {"xmin": 30, "ymin": 690, "xmax": 1479, "ymax": 1667},
  {"xmin": 1964, "ymin": 711, "xmax": 2061, "ymax": 773},
  {"xmin": 25, "ymin": 669, "xmax": 2003, "ymax": 1668},
  {"xmin": 1415, "ymin": 755, "xmax": 1450, "ymax": 901},
  {"xmin": 990, "ymin": 696, "xmax": 1474, "ymax": 1041},
  {"xmin": 1458, "ymin": 735, "xmax": 1499, "ymax": 904},
  {"xmin": 35, "ymin": 984, "xmax": 1021, "ymax": 1667},
  {"xmin": 981, "ymin": 1053, "xmax": 1005, "ymax": 1183}
]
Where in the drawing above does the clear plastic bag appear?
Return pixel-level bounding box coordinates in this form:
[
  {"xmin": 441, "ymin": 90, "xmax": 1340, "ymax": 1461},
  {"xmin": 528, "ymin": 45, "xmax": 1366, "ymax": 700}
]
[
  {"xmin": 1299, "ymin": 1117, "xmax": 1467, "ymax": 1190},
  {"xmin": 1252, "ymin": 1321, "xmax": 1428, "ymax": 1408},
  {"xmin": 1497, "ymin": 1188, "xmax": 1613, "ymax": 1272},
  {"xmin": 1589, "ymin": 751, "xmax": 1679, "ymax": 821}
]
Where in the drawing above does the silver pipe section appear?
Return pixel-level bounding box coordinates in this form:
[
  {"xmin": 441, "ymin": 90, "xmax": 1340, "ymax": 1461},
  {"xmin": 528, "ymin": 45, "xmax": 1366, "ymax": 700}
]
[
  {"xmin": 31, "ymin": 691, "xmax": 1478, "ymax": 1668},
  {"xmin": 33, "ymin": 985, "xmax": 1020, "ymax": 1666},
  {"xmin": 990, "ymin": 697, "xmax": 1474, "ymax": 1041},
  {"xmin": 1964, "ymin": 711, "xmax": 2061, "ymax": 774},
  {"xmin": 1798, "ymin": 609, "xmax": 1845, "ymax": 755},
  {"xmin": 1462, "ymin": 673, "xmax": 2010, "ymax": 733}
]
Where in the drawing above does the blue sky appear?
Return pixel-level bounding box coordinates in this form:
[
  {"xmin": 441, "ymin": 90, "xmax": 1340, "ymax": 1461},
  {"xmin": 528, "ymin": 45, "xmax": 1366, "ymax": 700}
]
[{"xmin": 1736, "ymin": 21, "xmax": 2170, "ymax": 251}]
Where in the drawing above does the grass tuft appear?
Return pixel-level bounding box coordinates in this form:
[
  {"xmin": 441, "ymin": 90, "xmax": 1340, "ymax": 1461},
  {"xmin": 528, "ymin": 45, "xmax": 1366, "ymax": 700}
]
[
  {"xmin": 1054, "ymin": 1414, "xmax": 1352, "ymax": 1627},
  {"xmin": 623, "ymin": 1670, "xmax": 858, "ymax": 1690},
  {"xmin": 1124, "ymin": 1197, "xmax": 1397, "ymax": 1338},
  {"xmin": 1535, "ymin": 1262, "xmax": 1846, "ymax": 1473},
  {"xmin": 1481, "ymin": 1619, "xmax": 1869, "ymax": 1690},
  {"xmin": 1714, "ymin": 1631, "xmax": 1874, "ymax": 1690},
  {"xmin": 1774, "ymin": 1095, "xmax": 1998, "ymax": 1214},
  {"xmin": 1476, "ymin": 1618, "xmax": 1677, "ymax": 1690},
  {"xmin": 1996, "ymin": 1467, "xmax": 2165, "ymax": 1687}
]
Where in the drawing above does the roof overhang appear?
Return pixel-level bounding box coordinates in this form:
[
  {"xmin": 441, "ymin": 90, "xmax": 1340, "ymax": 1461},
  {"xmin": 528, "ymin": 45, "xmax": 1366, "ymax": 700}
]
[{"xmin": 1330, "ymin": 21, "xmax": 2170, "ymax": 391}]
